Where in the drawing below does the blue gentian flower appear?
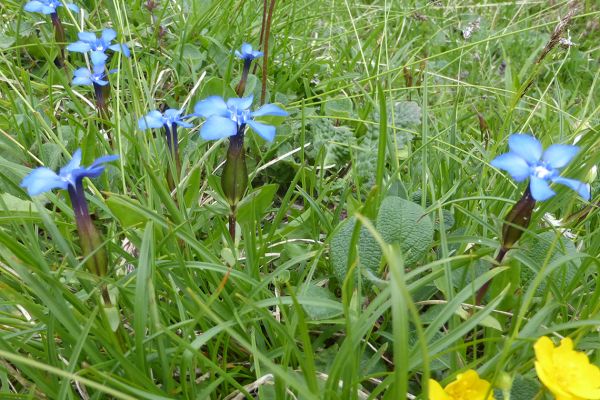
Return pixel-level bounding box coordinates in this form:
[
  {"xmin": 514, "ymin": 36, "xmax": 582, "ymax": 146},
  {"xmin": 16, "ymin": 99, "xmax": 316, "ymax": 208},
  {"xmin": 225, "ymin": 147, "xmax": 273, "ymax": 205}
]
[
  {"xmin": 491, "ymin": 134, "xmax": 590, "ymax": 201},
  {"xmin": 21, "ymin": 149, "xmax": 117, "ymax": 284},
  {"xmin": 138, "ymin": 108, "xmax": 191, "ymax": 188},
  {"xmin": 67, "ymin": 29, "xmax": 131, "ymax": 61},
  {"xmin": 194, "ymin": 95, "xmax": 287, "ymax": 142},
  {"xmin": 138, "ymin": 109, "xmax": 193, "ymax": 130},
  {"xmin": 72, "ymin": 65, "xmax": 116, "ymax": 86},
  {"xmin": 24, "ymin": 0, "xmax": 79, "ymax": 14},
  {"xmin": 235, "ymin": 43, "xmax": 263, "ymax": 61},
  {"xmin": 21, "ymin": 149, "xmax": 118, "ymax": 196}
]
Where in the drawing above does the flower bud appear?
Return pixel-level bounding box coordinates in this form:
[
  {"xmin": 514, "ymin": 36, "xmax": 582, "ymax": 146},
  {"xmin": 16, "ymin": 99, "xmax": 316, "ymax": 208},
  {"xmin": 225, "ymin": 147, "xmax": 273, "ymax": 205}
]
[
  {"xmin": 221, "ymin": 137, "xmax": 248, "ymax": 207},
  {"xmin": 501, "ymin": 184, "xmax": 536, "ymax": 250}
]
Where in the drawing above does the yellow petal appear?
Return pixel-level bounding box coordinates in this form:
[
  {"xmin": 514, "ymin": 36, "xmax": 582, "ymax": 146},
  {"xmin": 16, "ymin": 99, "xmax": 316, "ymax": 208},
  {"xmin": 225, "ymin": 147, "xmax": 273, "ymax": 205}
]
[
  {"xmin": 554, "ymin": 395, "xmax": 579, "ymax": 400},
  {"xmin": 445, "ymin": 370, "xmax": 493, "ymax": 400},
  {"xmin": 558, "ymin": 337, "xmax": 574, "ymax": 351},
  {"xmin": 534, "ymin": 361, "xmax": 573, "ymax": 399},
  {"xmin": 429, "ymin": 379, "xmax": 451, "ymax": 400},
  {"xmin": 534, "ymin": 336, "xmax": 554, "ymax": 366}
]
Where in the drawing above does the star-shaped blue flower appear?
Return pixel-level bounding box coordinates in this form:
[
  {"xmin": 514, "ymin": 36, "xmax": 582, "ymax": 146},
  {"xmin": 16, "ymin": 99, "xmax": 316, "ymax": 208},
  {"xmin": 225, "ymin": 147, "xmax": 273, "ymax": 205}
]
[
  {"xmin": 67, "ymin": 29, "xmax": 130, "ymax": 62},
  {"xmin": 138, "ymin": 109, "xmax": 193, "ymax": 130},
  {"xmin": 235, "ymin": 43, "xmax": 263, "ymax": 61},
  {"xmin": 24, "ymin": 0, "xmax": 79, "ymax": 14},
  {"xmin": 72, "ymin": 64, "xmax": 116, "ymax": 86},
  {"xmin": 491, "ymin": 134, "xmax": 590, "ymax": 201},
  {"xmin": 21, "ymin": 149, "xmax": 118, "ymax": 196},
  {"xmin": 194, "ymin": 95, "xmax": 287, "ymax": 142}
]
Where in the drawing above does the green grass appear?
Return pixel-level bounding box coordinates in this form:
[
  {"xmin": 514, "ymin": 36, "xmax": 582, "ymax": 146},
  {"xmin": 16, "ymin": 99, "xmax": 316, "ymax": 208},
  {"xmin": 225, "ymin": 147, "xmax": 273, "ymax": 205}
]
[{"xmin": 0, "ymin": 0, "xmax": 599, "ymax": 398}]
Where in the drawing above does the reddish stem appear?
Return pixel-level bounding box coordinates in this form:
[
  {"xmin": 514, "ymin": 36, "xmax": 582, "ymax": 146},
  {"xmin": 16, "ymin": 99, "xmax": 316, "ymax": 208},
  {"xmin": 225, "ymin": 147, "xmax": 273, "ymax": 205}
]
[
  {"xmin": 253, "ymin": 0, "xmax": 269, "ymax": 75},
  {"xmin": 260, "ymin": 0, "xmax": 277, "ymax": 105}
]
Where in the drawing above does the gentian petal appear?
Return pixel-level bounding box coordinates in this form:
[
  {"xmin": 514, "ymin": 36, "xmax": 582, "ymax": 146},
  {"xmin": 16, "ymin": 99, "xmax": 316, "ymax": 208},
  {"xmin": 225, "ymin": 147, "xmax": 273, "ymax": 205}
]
[
  {"xmin": 21, "ymin": 167, "xmax": 67, "ymax": 195},
  {"xmin": 542, "ymin": 144, "xmax": 580, "ymax": 169},
  {"xmin": 92, "ymin": 63, "xmax": 106, "ymax": 75},
  {"xmin": 241, "ymin": 43, "xmax": 252, "ymax": 55},
  {"xmin": 101, "ymin": 28, "xmax": 117, "ymax": 43},
  {"xmin": 251, "ymin": 103, "xmax": 288, "ymax": 117},
  {"xmin": 67, "ymin": 41, "xmax": 91, "ymax": 53},
  {"xmin": 247, "ymin": 120, "xmax": 276, "ymax": 142},
  {"xmin": 24, "ymin": 1, "xmax": 45, "ymax": 12},
  {"xmin": 490, "ymin": 152, "xmax": 531, "ymax": 182},
  {"xmin": 236, "ymin": 43, "xmax": 262, "ymax": 59},
  {"xmin": 552, "ymin": 177, "xmax": 591, "ymax": 200},
  {"xmin": 40, "ymin": 5, "xmax": 55, "ymax": 14},
  {"xmin": 60, "ymin": 149, "xmax": 82, "ymax": 176},
  {"xmin": 200, "ymin": 116, "xmax": 237, "ymax": 140},
  {"xmin": 77, "ymin": 166, "xmax": 105, "ymax": 180},
  {"xmin": 227, "ymin": 95, "xmax": 253, "ymax": 111},
  {"xmin": 108, "ymin": 43, "xmax": 130, "ymax": 57},
  {"xmin": 66, "ymin": 3, "xmax": 79, "ymax": 12},
  {"xmin": 147, "ymin": 110, "xmax": 164, "ymax": 120},
  {"xmin": 175, "ymin": 120, "xmax": 194, "ymax": 128},
  {"xmin": 94, "ymin": 79, "xmax": 109, "ymax": 86},
  {"xmin": 90, "ymin": 51, "xmax": 108, "ymax": 67},
  {"xmin": 194, "ymin": 96, "xmax": 229, "ymax": 118},
  {"xmin": 530, "ymin": 176, "xmax": 555, "ymax": 201},
  {"xmin": 508, "ymin": 134, "xmax": 543, "ymax": 164},
  {"xmin": 72, "ymin": 76, "xmax": 92, "ymax": 85},
  {"xmin": 90, "ymin": 154, "xmax": 119, "ymax": 169},
  {"xmin": 121, "ymin": 44, "xmax": 130, "ymax": 57},
  {"xmin": 78, "ymin": 31, "xmax": 97, "ymax": 43},
  {"xmin": 163, "ymin": 109, "xmax": 182, "ymax": 120},
  {"xmin": 138, "ymin": 111, "xmax": 165, "ymax": 130},
  {"xmin": 73, "ymin": 67, "xmax": 91, "ymax": 77}
]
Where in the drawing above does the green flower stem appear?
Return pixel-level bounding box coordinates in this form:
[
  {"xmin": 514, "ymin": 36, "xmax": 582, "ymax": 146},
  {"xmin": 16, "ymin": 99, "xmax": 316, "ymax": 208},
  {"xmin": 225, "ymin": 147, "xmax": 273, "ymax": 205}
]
[
  {"xmin": 67, "ymin": 183, "xmax": 111, "ymax": 305},
  {"xmin": 476, "ymin": 184, "xmax": 536, "ymax": 305},
  {"xmin": 221, "ymin": 126, "xmax": 248, "ymax": 240}
]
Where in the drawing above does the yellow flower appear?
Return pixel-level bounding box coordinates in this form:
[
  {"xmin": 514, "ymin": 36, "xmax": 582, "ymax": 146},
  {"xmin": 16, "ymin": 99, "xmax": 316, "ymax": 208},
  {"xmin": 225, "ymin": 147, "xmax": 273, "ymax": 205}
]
[
  {"xmin": 534, "ymin": 336, "xmax": 600, "ymax": 400},
  {"xmin": 429, "ymin": 369, "xmax": 494, "ymax": 400}
]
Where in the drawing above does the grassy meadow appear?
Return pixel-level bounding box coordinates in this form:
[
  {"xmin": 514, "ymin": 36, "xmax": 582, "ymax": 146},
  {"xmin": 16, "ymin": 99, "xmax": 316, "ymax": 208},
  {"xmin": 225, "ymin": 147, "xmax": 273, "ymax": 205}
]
[{"xmin": 0, "ymin": 0, "xmax": 599, "ymax": 398}]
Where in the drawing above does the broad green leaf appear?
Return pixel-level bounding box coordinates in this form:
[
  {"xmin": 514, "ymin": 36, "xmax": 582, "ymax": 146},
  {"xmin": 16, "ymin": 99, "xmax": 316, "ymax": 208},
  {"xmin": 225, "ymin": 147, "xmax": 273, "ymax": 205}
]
[
  {"xmin": 323, "ymin": 97, "xmax": 353, "ymax": 119},
  {"xmin": 330, "ymin": 217, "xmax": 381, "ymax": 283},
  {"xmin": 0, "ymin": 33, "xmax": 15, "ymax": 49},
  {"xmin": 106, "ymin": 196, "xmax": 148, "ymax": 228},
  {"xmin": 394, "ymin": 100, "xmax": 421, "ymax": 126},
  {"xmin": 376, "ymin": 196, "xmax": 433, "ymax": 266},
  {"xmin": 237, "ymin": 184, "xmax": 278, "ymax": 225},
  {"xmin": 510, "ymin": 375, "xmax": 540, "ymax": 400},
  {"xmin": 301, "ymin": 284, "xmax": 342, "ymax": 320},
  {"xmin": 0, "ymin": 193, "xmax": 36, "ymax": 213}
]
